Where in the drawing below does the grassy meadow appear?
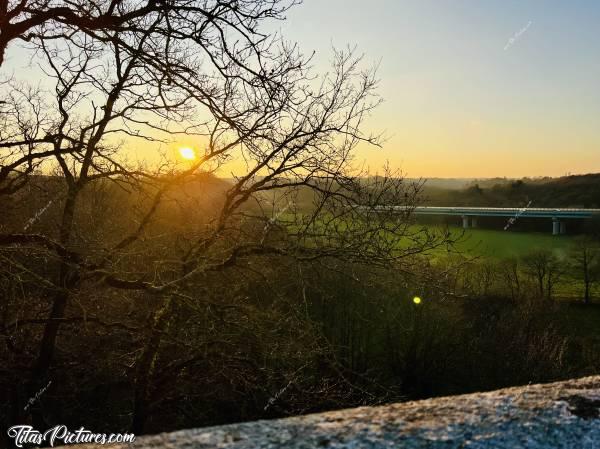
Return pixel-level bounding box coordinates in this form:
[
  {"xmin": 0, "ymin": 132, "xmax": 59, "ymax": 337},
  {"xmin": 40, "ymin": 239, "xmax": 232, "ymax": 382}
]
[{"xmin": 444, "ymin": 226, "xmax": 576, "ymax": 259}]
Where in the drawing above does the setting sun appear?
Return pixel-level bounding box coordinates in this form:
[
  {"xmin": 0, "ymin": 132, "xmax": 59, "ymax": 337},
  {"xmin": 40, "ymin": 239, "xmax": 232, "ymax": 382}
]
[{"xmin": 179, "ymin": 147, "xmax": 196, "ymax": 160}]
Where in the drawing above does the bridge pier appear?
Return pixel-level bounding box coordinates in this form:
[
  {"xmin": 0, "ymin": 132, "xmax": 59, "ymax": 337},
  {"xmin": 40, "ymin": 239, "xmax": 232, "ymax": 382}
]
[
  {"xmin": 461, "ymin": 216, "xmax": 478, "ymax": 229},
  {"xmin": 552, "ymin": 218, "xmax": 567, "ymax": 235}
]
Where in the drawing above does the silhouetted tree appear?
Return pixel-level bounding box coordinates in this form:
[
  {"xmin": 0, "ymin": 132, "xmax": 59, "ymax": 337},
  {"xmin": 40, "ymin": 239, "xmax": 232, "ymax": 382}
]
[
  {"xmin": 1, "ymin": 0, "xmax": 449, "ymax": 435},
  {"xmin": 569, "ymin": 236, "xmax": 600, "ymax": 304},
  {"xmin": 521, "ymin": 250, "xmax": 563, "ymax": 301}
]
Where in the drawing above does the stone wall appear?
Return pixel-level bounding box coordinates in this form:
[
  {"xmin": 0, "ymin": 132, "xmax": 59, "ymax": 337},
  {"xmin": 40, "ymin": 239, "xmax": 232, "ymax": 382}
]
[{"xmin": 64, "ymin": 376, "xmax": 600, "ymax": 448}]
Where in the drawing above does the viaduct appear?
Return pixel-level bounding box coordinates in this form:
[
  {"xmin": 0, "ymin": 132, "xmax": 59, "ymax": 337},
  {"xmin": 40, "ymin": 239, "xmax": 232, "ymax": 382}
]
[{"xmin": 383, "ymin": 206, "xmax": 600, "ymax": 235}]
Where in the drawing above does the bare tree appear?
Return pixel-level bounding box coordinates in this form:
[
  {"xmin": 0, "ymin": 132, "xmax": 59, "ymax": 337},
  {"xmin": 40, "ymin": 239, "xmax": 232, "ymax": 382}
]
[
  {"xmin": 498, "ymin": 257, "xmax": 522, "ymax": 301},
  {"xmin": 569, "ymin": 236, "xmax": 600, "ymax": 305},
  {"xmin": 1, "ymin": 0, "xmax": 450, "ymax": 434},
  {"xmin": 521, "ymin": 250, "xmax": 563, "ymax": 301},
  {"xmin": 0, "ymin": 0, "xmax": 299, "ymax": 67},
  {"xmin": 1, "ymin": 0, "xmax": 303, "ymax": 191}
]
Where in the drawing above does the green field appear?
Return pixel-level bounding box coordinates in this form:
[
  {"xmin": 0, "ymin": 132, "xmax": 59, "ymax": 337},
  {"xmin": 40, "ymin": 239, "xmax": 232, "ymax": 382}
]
[
  {"xmin": 281, "ymin": 214, "xmax": 579, "ymax": 260},
  {"xmin": 444, "ymin": 226, "xmax": 576, "ymax": 259},
  {"xmin": 419, "ymin": 225, "xmax": 599, "ymax": 299}
]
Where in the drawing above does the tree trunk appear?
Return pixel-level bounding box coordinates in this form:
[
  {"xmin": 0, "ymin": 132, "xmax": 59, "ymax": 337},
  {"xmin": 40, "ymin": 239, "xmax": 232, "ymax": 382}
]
[
  {"xmin": 537, "ymin": 275, "xmax": 545, "ymax": 300},
  {"xmin": 131, "ymin": 294, "xmax": 174, "ymax": 434},
  {"xmin": 583, "ymin": 251, "xmax": 590, "ymax": 305},
  {"xmin": 27, "ymin": 187, "xmax": 79, "ymax": 426}
]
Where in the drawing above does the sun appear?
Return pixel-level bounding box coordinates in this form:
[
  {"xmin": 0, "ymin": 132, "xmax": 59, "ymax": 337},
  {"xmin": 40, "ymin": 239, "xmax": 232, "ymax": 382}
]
[{"xmin": 179, "ymin": 147, "xmax": 196, "ymax": 160}]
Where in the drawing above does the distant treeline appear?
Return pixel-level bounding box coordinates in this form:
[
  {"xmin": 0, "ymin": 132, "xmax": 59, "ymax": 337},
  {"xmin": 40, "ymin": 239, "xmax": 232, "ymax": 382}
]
[{"xmin": 421, "ymin": 173, "xmax": 600, "ymax": 209}]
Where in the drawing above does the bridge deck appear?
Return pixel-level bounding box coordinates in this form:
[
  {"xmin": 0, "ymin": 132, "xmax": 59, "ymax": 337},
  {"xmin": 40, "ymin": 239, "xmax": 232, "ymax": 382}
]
[{"xmin": 387, "ymin": 206, "xmax": 600, "ymax": 219}]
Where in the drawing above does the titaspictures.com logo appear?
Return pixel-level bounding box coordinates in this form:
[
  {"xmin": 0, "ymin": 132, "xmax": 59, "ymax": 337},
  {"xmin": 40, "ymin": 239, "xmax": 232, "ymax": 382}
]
[{"xmin": 7, "ymin": 425, "xmax": 136, "ymax": 447}]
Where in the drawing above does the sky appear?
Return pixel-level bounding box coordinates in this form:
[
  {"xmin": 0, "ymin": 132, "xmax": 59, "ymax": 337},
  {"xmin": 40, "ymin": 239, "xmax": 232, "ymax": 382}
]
[
  {"xmin": 3, "ymin": 1, "xmax": 600, "ymax": 179},
  {"xmin": 279, "ymin": 0, "xmax": 600, "ymax": 178}
]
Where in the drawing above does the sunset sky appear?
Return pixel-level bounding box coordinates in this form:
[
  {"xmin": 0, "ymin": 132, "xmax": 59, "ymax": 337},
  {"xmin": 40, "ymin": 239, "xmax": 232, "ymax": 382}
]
[
  {"xmin": 3, "ymin": 1, "xmax": 600, "ymax": 178},
  {"xmin": 281, "ymin": 0, "xmax": 600, "ymax": 178}
]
